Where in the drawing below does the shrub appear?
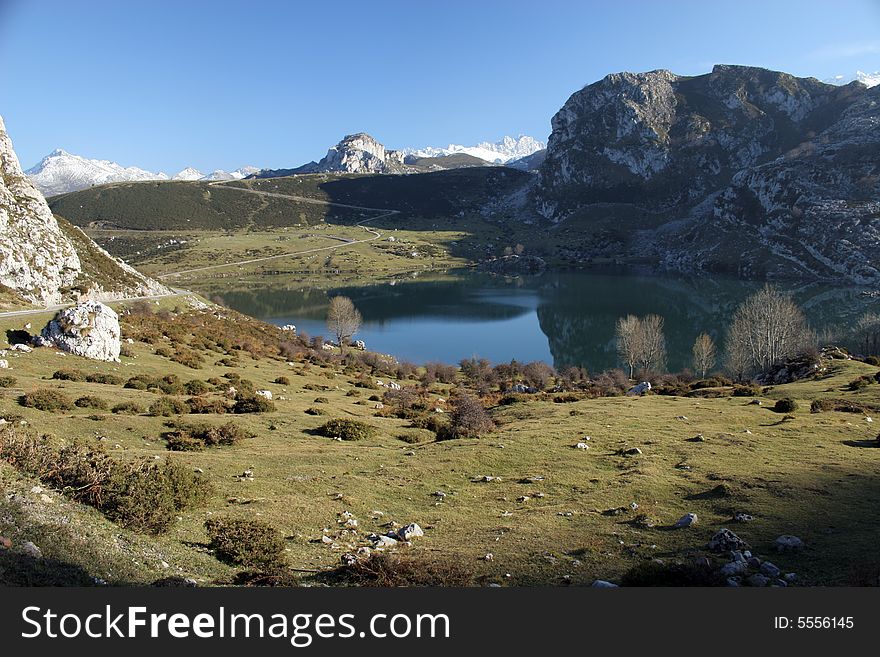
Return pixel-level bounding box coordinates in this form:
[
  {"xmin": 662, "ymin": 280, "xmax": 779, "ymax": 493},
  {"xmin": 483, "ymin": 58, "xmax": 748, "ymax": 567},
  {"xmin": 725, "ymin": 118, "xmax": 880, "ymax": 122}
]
[
  {"xmin": 119, "ymin": 344, "xmax": 136, "ymax": 358},
  {"xmin": 232, "ymin": 396, "xmax": 276, "ymax": 414},
  {"xmin": 148, "ymin": 397, "xmax": 190, "ymax": 417},
  {"xmin": 334, "ymin": 552, "xmax": 473, "ymax": 587},
  {"xmin": 317, "ymin": 419, "xmax": 377, "ymax": 441},
  {"xmin": 774, "ymin": 398, "xmax": 799, "ymax": 413},
  {"xmin": 410, "ymin": 414, "xmax": 447, "ymax": 434},
  {"xmin": 438, "ymin": 393, "xmax": 494, "ymax": 440},
  {"xmin": 304, "ymin": 406, "xmax": 328, "ymax": 416},
  {"xmin": 85, "ymin": 372, "xmax": 125, "ymax": 385},
  {"xmin": 183, "ymin": 380, "xmax": 213, "ymax": 395},
  {"xmin": 75, "ymin": 395, "xmax": 108, "ymax": 410},
  {"xmin": 0, "ymin": 429, "xmax": 208, "ymax": 533},
  {"xmin": 396, "ymin": 429, "xmax": 433, "ymax": 444},
  {"xmin": 205, "ymin": 518, "xmax": 286, "ymax": 570},
  {"xmin": 0, "ymin": 375, "xmax": 16, "ymax": 388},
  {"xmin": 732, "ymin": 385, "xmax": 760, "ymax": 397},
  {"xmin": 52, "ymin": 368, "xmax": 86, "ymax": 382},
  {"xmin": 20, "ymin": 388, "xmax": 74, "ymax": 412},
  {"xmin": 164, "ymin": 421, "xmax": 253, "ymax": 451},
  {"xmin": 274, "ymin": 376, "xmax": 290, "ymax": 385},
  {"xmin": 112, "ymin": 401, "xmax": 143, "ymax": 415},
  {"xmin": 620, "ymin": 561, "xmax": 724, "ymax": 587},
  {"xmin": 810, "ymin": 398, "xmax": 871, "ymax": 414},
  {"xmin": 187, "ymin": 396, "xmax": 230, "ymax": 414},
  {"xmin": 848, "ymin": 375, "xmax": 873, "ymax": 391},
  {"xmin": 314, "ymin": 396, "xmax": 329, "ymax": 404}
]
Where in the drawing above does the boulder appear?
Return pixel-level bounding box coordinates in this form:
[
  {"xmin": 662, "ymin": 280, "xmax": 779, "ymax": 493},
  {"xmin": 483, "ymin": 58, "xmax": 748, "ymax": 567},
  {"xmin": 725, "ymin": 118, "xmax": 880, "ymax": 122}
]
[
  {"xmin": 255, "ymin": 389, "xmax": 273, "ymax": 400},
  {"xmin": 708, "ymin": 528, "xmax": 749, "ymax": 553},
  {"xmin": 0, "ymin": 360, "xmax": 8, "ymax": 369},
  {"xmin": 354, "ymin": 340, "xmax": 366, "ymax": 351},
  {"xmin": 397, "ymin": 523, "xmax": 424, "ymax": 541},
  {"xmin": 40, "ymin": 300, "xmax": 121, "ymax": 362},
  {"xmin": 626, "ymin": 381, "xmax": 651, "ymax": 396},
  {"xmin": 774, "ymin": 535, "xmax": 805, "ymax": 552},
  {"xmin": 673, "ymin": 513, "xmax": 698, "ymax": 528}
]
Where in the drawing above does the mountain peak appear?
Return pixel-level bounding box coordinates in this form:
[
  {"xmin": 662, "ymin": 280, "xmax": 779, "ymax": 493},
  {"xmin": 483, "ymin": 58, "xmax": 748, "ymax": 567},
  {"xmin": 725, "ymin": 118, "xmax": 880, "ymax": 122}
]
[{"xmin": 405, "ymin": 135, "xmax": 546, "ymax": 164}]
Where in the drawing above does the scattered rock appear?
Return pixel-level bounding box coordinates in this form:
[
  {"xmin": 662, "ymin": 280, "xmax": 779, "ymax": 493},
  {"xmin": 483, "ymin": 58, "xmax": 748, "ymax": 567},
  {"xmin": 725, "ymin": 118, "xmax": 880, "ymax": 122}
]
[
  {"xmin": 11, "ymin": 343, "xmax": 32, "ymax": 352},
  {"xmin": 397, "ymin": 523, "xmax": 424, "ymax": 541},
  {"xmin": 574, "ymin": 442, "xmax": 590, "ymax": 450},
  {"xmin": 733, "ymin": 512, "xmax": 755, "ymax": 523},
  {"xmin": 747, "ymin": 573, "xmax": 770, "ymax": 587},
  {"xmin": 0, "ymin": 360, "xmax": 8, "ymax": 369},
  {"xmin": 673, "ymin": 513, "xmax": 698, "ymax": 528},
  {"xmin": 708, "ymin": 528, "xmax": 749, "ymax": 553},
  {"xmin": 719, "ymin": 561, "xmax": 748, "ymax": 576},
  {"xmin": 255, "ymin": 389, "xmax": 273, "ymax": 400},
  {"xmin": 21, "ymin": 541, "xmax": 42, "ymax": 559},
  {"xmin": 774, "ymin": 535, "xmax": 805, "ymax": 552},
  {"xmin": 591, "ymin": 580, "xmax": 619, "ymax": 588},
  {"xmin": 760, "ymin": 561, "xmax": 781, "ymax": 578},
  {"xmin": 622, "ymin": 447, "xmax": 642, "ymax": 456}
]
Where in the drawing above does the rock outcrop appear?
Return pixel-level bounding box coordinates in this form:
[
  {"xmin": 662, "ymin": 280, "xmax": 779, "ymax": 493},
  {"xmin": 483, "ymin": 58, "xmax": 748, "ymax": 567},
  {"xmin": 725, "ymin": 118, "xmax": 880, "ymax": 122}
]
[
  {"xmin": 534, "ymin": 65, "xmax": 880, "ymax": 284},
  {"xmin": 1, "ymin": 117, "xmax": 82, "ymax": 305},
  {"xmin": 0, "ymin": 115, "xmax": 170, "ymax": 305},
  {"xmin": 39, "ymin": 300, "xmax": 121, "ymax": 362},
  {"xmin": 297, "ymin": 133, "xmax": 408, "ymax": 174}
]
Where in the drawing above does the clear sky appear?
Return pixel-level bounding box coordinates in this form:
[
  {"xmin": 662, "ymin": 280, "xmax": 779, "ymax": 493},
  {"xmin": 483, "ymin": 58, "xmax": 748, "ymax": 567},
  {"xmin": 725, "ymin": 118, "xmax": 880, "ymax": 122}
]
[{"xmin": 1, "ymin": 0, "xmax": 878, "ymax": 173}]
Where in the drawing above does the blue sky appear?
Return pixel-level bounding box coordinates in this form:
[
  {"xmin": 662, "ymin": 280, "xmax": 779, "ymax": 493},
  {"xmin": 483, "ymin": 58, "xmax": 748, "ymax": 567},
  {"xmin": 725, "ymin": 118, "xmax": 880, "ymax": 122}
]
[{"xmin": 1, "ymin": 0, "xmax": 878, "ymax": 173}]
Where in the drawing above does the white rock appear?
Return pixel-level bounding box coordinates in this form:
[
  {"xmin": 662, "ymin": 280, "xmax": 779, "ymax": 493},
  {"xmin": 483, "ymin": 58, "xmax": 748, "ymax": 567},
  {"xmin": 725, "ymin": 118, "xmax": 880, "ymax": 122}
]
[
  {"xmin": 40, "ymin": 300, "xmax": 121, "ymax": 361},
  {"xmin": 21, "ymin": 541, "xmax": 42, "ymax": 559},
  {"xmin": 10, "ymin": 343, "xmax": 32, "ymax": 352},
  {"xmin": 673, "ymin": 513, "xmax": 698, "ymax": 528},
  {"xmin": 397, "ymin": 523, "xmax": 424, "ymax": 541},
  {"xmin": 574, "ymin": 442, "xmax": 590, "ymax": 449},
  {"xmin": 0, "ymin": 360, "xmax": 8, "ymax": 369},
  {"xmin": 255, "ymin": 389, "xmax": 273, "ymax": 400}
]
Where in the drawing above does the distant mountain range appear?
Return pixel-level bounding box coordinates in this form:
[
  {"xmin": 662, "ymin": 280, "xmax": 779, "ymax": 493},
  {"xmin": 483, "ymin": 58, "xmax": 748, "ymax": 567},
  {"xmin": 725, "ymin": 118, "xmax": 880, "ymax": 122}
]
[
  {"xmin": 25, "ymin": 149, "xmax": 258, "ymax": 196},
  {"xmin": 404, "ymin": 135, "xmax": 546, "ymax": 164},
  {"xmin": 825, "ymin": 70, "xmax": 879, "ymax": 88}
]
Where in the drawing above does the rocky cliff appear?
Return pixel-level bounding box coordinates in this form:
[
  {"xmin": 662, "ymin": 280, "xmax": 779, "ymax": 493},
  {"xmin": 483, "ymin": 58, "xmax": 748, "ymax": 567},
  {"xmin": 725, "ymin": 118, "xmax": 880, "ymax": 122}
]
[
  {"xmin": 297, "ymin": 133, "xmax": 408, "ymax": 174},
  {"xmin": 0, "ymin": 116, "xmax": 169, "ymax": 306},
  {"xmin": 535, "ymin": 65, "xmax": 880, "ymax": 283}
]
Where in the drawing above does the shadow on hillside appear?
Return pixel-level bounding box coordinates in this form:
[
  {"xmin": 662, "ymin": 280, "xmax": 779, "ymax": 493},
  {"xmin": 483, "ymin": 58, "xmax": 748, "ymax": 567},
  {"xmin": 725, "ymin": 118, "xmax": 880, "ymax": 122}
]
[{"xmin": 0, "ymin": 550, "xmax": 106, "ymax": 586}]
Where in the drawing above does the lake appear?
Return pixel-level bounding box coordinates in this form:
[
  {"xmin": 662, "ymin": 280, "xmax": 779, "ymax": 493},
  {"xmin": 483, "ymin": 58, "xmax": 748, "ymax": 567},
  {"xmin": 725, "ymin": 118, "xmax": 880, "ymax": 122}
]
[{"xmin": 210, "ymin": 270, "xmax": 877, "ymax": 372}]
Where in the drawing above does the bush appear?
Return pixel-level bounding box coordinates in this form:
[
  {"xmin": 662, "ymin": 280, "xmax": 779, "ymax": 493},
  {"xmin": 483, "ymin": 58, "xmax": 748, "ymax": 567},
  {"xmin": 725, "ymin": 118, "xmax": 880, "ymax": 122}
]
[
  {"xmin": 75, "ymin": 395, "xmax": 108, "ymax": 410},
  {"xmin": 732, "ymin": 385, "xmax": 760, "ymax": 397},
  {"xmin": 0, "ymin": 375, "xmax": 16, "ymax": 388},
  {"xmin": 205, "ymin": 518, "xmax": 286, "ymax": 570},
  {"xmin": 274, "ymin": 376, "xmax": 290, "ymax": 385},
  {"xmin": 848, "ymin": 375, "xmax": 873, "ymax": 391},
  {"xmin": 0, "ymin": 429, "xmax": 208, "ymax": 533},
  {"xmin": 164, "ymin": 421, "xmax": 253, "ymax": 451},
  {"xmin": 186, "ymin": 396, "xmax": 230, "ymax": 414},
  {"xmin": 410, "ymin": 414, "xmax": 447, "ymax": 434},
  {"xmin": 334, "ymin": 552, "xmax": 473, "ymax": 587},
  {"xmin": 183, "ymin": 380, "xmax": 213, "ymax": 395},
  {"xmin": 438, "ymin": 393, "xmax": 494, "ymax": 440},
  {"xmin": 317, "ymin": 419, "xmax": 377, "ymax": 441},
  {"xmin": 864, "ymin": 356, "xmax": 880, "ymax": 366},
  {"xmin": 232, "ymin": 396, "xmax": 276, "ymax": 414},
  {"xmin": 314, "ymin": 396, "xmax": 329, "ymax": 404},
  {"xmin": 148, "ymin": 397, "xmax": 190, "ymax": 417},
  {"xmin": 85, "ymin": 372, "xmax": 125, "ymax": 385},
  {"xmin": 810, "ymin": 398, "xmax": 871, "ymax": 414},
  {"xmin": 20, "ymin": 388, "xmax": 74, "ymax": 412},
  {"xmin": 111, "ymin": 401, "xmax": 142, "ymax": 415},
  {"xmin": 396, "ymin": 429, "xmax": 433, "ymax": 444},
  {"xmin": 774, "ymin": 398, "xmax": 799, "ymax": 413},
  {"xmin": 620, "ymin": 561, "xmax": 724, "ymax": 587},
  {"xmin": 52, "ymin": 368, "xmax": 86, "ymax": 382},
  {"xmin": 304, "ymin": 406, "xmax": 328, "ymax": 416}
]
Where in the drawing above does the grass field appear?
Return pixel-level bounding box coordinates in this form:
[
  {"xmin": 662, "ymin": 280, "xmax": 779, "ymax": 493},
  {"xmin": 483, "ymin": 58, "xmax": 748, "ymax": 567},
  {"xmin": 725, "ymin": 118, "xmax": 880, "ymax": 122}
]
[{"xmin": 2, "ymin": 298, "xmax": 879, "ymax": 586}]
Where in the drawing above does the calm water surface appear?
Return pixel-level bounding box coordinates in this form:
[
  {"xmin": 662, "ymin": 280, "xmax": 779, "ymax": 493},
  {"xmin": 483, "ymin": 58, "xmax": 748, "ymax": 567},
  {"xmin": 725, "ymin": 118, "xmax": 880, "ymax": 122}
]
[{"xmin": 212, "ymin": 270, "xmax": 876, "ymax": 371}]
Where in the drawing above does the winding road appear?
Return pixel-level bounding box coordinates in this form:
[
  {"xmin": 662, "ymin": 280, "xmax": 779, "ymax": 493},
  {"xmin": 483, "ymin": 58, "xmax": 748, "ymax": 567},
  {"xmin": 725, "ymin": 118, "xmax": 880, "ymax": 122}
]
[{"xmin": 156, "ymin": 181, "xmax": 399, "ymax": 279}]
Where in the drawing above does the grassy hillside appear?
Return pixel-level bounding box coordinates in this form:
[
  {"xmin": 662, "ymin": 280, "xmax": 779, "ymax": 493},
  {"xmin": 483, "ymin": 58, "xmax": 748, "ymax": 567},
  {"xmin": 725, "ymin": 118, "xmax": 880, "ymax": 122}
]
[
  {"xmin": 2, "ymin": 298, "xmax": 879, "ymax": 586},
  {"xmin": 49, "ymin": 180, "xmax": 378, "ymax": 231}
]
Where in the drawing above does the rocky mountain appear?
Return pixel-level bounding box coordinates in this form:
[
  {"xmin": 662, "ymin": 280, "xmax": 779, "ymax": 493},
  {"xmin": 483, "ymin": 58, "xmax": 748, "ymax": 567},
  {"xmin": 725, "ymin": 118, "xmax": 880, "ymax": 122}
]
[
  {"xmin": 1, "ymin": 116, "xmax": 169, "ymax": 305},
  {"xmin": 534, "ymin": 65, "xmax": 880, "ymax": 284},
  {"xmin": 291, "ymin": 133, "xmax": 407, "ymax": 175},
  {"xmin": 26, "ymin": 150, "xmax": 259, "ymax": 195},
  {"xmin": 826, "ymin": 71, "xmax": 880, "ymax": 88},
  {"xmin": 406, "ymin": 135, "xmax": 546, "ymax": 164}
]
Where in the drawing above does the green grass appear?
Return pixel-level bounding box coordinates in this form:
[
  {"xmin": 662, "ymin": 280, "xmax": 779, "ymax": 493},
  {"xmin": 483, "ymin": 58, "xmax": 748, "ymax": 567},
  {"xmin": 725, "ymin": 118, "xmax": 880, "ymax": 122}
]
[{"xmin": 2, "ymin": 300, "xmax": 879, "ymax": 586}]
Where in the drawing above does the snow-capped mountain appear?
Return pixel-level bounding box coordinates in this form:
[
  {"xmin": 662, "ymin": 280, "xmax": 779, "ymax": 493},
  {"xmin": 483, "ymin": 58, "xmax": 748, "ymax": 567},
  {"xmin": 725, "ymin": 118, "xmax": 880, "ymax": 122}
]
[
  {"xmin": 824, "ymin": 70, "xmax": 880, "ymax": 88},
  {"xmin": 172, "ymin": 167, "xmax": 204, "ymax": 181},
  {"xmin": 25, "ymin": 149, "xmax": 169, "ymax": 197},
  {"xmin": 26, "ymin": 150, "xmax": 260, "ymax": 195},
  {"xmin": 405, "ymin": 135, "xmax": 545, "ymax": 164}
]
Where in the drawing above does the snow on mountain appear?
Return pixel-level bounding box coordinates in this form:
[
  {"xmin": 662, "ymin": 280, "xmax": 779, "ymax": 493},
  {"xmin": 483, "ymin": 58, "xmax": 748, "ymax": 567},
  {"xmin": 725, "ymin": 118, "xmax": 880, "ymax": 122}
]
[
  {"xmin": 405, "ymin": 135, "xmax": 546, "ymax": 164},
  {"xmin": 26, "ymin": 150, "xmax": 260, "ymax": 195},
  {"xmin": 25, "ymin": 149, "xmax": 169, "ymax": 197},
  {"xmin": 825, "ymin": 71, "xmax": 880, "ymax": 88},
  {"xmin": 172, "ymin": 167, "xmax": 204, "ymax": 181}
]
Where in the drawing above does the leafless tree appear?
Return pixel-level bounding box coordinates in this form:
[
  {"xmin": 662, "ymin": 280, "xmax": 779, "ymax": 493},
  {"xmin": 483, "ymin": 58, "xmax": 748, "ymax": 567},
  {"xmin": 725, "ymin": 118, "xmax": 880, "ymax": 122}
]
[
  {"xmin": 326, "ymin": 296, "xmax": 362, "ymax": 353},
  {"xmin": 854, "ymin": 312, "xmax": 880, "ymax": 357},
  {"xmin": 616, "ymin": 315, "xmax": 641, "ymax": 379},
  {"xmin": 637, "ymin": 314, "xmax": 667, "ymax": 374},
  {"xmin": 692, "ymin": 332, "xmax": 717, "ymax": 379},
  {"xmin": 725, "ymin": 285, "xmax": 812, "ymax": 376}
]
